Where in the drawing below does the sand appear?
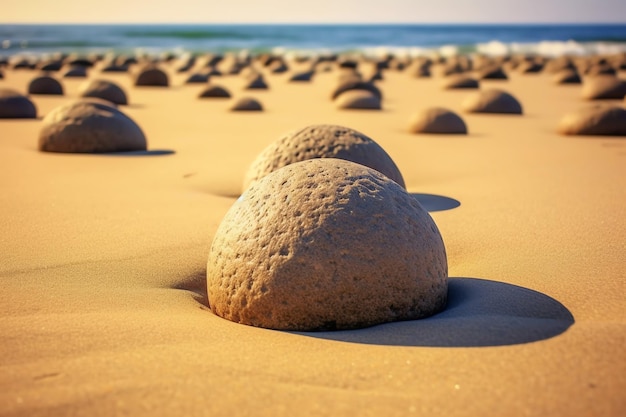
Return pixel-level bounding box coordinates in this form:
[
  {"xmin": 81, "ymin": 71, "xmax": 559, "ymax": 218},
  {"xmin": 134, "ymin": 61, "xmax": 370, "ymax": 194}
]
[{"xmin": 0, "ymin": 55, "xmax": 625, "ymax": 417}]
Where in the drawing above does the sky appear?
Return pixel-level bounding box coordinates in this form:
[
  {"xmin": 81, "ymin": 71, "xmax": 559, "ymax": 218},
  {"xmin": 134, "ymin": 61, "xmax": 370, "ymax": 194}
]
[{"xmin": 3, "ymin": 0, "xmax": 626, "ymax": 24}]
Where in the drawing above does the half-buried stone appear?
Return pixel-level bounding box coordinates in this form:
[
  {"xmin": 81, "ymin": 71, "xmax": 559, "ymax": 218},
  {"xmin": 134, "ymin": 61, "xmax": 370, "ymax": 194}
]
[
  {"xmin": 557, "ymin": 105, "xmax": 626, "ymax": 136},
  {"xmin": 207, "ymin": 158, "xmax": 448, "ymax": 331},
  {"xmin": 0, "ymin": 88, "xmax": 37, "ymax": 119},
  {"xmin": 441, "ymin": 75, "xmax": 479, "ymax": 89},
  {"xmin": 335, "ymin": 89, "xmax": 381, "ymax": 110},
  {"xmin": 230, "ymin": 97, "xmax": 263, "ymax": 111},
  {"xmin": 198, "ymin": 84, "xmax": 231, "ymax": 98},
  {"xmin": 581, "ymin": 75, "xmax": 626, "ymax": 100},
  {"xmin": 78, "ymin": 79, "xmax": 128, "ymax": 105},
  {"xmin": 38, "ymin": 100, "xmax": 147, "ymax": 153},
  {"xmin": 462, "ymin": 89, "xmax": 523, "ymax": 114},
  {"xmin": 28, "ymin": 75, "xmax": 64, "ymax": 95},
  {"xmin": 408, "ymin": 107, "xmax": 468, "ymax": 134},
  {"xmin": 134, "ymin": 65, "xmax": 169, "ymax": 87},
  {"xmin": 242, "ymin": 124, "xmax": 405, "ymax": 190}
]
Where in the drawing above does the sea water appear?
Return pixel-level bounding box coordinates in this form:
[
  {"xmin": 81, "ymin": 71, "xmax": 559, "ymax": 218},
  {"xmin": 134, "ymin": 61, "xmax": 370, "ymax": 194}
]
[{"xmin": 1, "ymin": 23, "xmax": 626, "ymax": 58}]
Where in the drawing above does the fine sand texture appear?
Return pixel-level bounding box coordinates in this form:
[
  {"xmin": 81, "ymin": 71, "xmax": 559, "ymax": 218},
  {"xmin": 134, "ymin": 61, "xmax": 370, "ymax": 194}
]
[{"xmin": 1, "ymin": 56, "xmax": 625, "ymax": 417}]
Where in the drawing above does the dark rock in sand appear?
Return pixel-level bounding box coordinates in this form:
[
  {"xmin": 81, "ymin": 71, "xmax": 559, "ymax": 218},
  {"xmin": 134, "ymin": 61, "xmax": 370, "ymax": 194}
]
[
  {"xmin": 134, "ymin": 65, "xmax": 169, "ymax": 87},
  {"xmin": 198, "ymin": 84, "xmax": 231, "ymax": 99},
  {"xmin": 335, "ymin": 90, "xmax": 382, "ymax": 110},
  {"xmin": 0, "ymin": 88, "xmax": 37, "ymax": 118},
  {"xmin": 78, "ymin": 79, "xmax": 128, "ymax": 105},
  {"xmin": 553, "ymin": 69, "xmax": 581, "ymax": 84},
  {"xmin": 231, "ymin": 97, "xmax": 263, "ymax": 111},
  {"xmin": 28, "ymin": 75, "xmax": 64, "ymax": 95},
  {"xmin": 581, "ymin": 75, "xmax": 626, "ymax": 100},
  {"xmin": 441, "ymin": 75, "xmax": 480, "ymax": 89}
]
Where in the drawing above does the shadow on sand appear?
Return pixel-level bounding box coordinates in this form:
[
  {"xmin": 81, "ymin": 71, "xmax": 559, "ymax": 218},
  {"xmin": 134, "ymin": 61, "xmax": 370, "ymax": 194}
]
[
  {"xmin": 411, "ymin": 193, "xmax": 461, "ymax": 212},
  {"xmin": 293, "ymin": 277, "xmax": 574, "ymax": 347}
]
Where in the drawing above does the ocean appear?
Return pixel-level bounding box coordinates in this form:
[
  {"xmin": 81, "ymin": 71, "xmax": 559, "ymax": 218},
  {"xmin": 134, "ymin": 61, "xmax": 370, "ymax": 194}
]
[{"xmin": 1, "ymin": 23, "xmax": 626, "ymax": 58}]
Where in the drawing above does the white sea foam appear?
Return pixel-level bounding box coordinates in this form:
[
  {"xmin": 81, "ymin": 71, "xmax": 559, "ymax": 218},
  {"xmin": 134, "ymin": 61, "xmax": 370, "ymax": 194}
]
[{"xmin": 477, "ymin": 40, "xmax": 626, "ymax": 57}]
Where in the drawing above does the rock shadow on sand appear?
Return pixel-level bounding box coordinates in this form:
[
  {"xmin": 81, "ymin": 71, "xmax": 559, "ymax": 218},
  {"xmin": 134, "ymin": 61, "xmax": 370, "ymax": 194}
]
[
  {"xmin": 101, "ymin": 149, "xmax": 176, "ymax": 156},
  {"xmin": 293, "ymin": 278, "xmax": 574, "ymax": 347},
  {"xmin": 411, "ymin": 193, "xmax": 460, "ymax": 212}
]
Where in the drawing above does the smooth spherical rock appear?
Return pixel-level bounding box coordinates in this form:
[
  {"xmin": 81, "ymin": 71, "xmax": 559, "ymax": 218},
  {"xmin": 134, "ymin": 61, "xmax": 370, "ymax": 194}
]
[
  {"xmin": 134, "ymin": 66, "xmax": 169, "ymax": 86},
  {"xmin": 558, "ymin": 105, "xmax": 626, "ymax": 136},
  {"xmin": 78, "ymin": 79, "xmax": 128, "ymax": 105},
  {"xmin": 581, "ymin": 75, "xmax": 626, "ymax": 100},
  {"xmin": 408, "ymin": 108, "xmax": 468, "ymax": 134},
  {"xmin": 243, "ymin": 124, "xmax": 406, "ymax": 190},
  {"xmin": 198, "ymin": 84, "xmax": 231, "ymax": 98},
  {"xmin": 230, "ymin": 97, "xmax": 263, "ymax": 111},
  {"xmin": 38, "ymin": 100, "xmax": 147, "ymax": 153},
  {"xmin": 28, "ymin": 76, "xmax": 64, "ymax": 95},
  {"xmin": 0, "ymin": 88, "xmax": 37, "ymax": 119},
  {"xmin": 441, "ymin": 75, "xmax": 479, "ymax": 89},
  {"xmin": 331, "ymin": 80, "xmax": 381, "ymax": 101},
  {"xmin": 207, "ymin": 158, "xmax": 448, "ymax": 331},
  {"xmin": 62, "ymin": 66, "xmax": 88, "ymax": 78},
  {"xmin": 335, "ymin": 90, "xmax": 381, "ymax": 110},
  {"xmin": 462, "ymin": 89, "xmax": 523, "ymax": 114}
]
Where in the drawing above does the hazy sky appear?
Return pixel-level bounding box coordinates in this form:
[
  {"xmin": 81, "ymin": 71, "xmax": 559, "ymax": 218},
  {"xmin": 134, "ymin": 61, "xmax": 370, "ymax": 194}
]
[{"xmin": 3, "ymin": 0, "xmax": 626, "ymax": 24}]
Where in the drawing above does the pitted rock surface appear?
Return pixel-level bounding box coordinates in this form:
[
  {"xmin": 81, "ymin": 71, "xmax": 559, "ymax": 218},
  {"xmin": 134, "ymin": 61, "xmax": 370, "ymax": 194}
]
[
  {"xmin": 38, "ymin": 100, "xmax": 147, "ymax": 153},
  {"xmin": 242, "ymin": 124, "xmax": 405, "ymax": 190},
  {"xmin": 207, "ymin": 158, "xmax": 448, "ymax": 331}
]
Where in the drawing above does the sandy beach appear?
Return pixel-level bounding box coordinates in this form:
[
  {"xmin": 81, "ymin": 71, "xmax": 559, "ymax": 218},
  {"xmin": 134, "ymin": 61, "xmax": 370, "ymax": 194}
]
[{"xmin": 1, "ymin": 52, "xmax": 625, "ymax": 416}]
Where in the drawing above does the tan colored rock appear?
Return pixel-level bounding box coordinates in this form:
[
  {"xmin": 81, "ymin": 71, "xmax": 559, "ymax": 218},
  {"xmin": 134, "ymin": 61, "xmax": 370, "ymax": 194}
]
[
  {"xmin": 462, "ymin": 89, "xmax": 523, "ymax": 114},
  {"xmin": 38, "ymin": 100, "xmax": 147, "ymax": 153},
  {"xmin": 230, "ymin": 97, "xmax": 263, "ymax": 111},
  {"xmin": 335, "ymin": 90, "xmax": 381, "ymax": 110},
  {"xmin": 581, "ymin": 75, "xmax": 626, "ymax": 100},
  {"xmin": 408, "ymin": 108, "xmax": 468, "ymax": 134},
  {"xmin": 441, "ymin": 75, "xmax": 479, "ymax": 89},
  {"xmin": 558, "ymin": 105, "xmax": 626, "ymax": 136},
  {"xmin": 331, "ymin": 79, "xmax": 381, "ymax": 100},
  {"xmin": 78, "ymin": 79, "xmax": 128, "ymax": 105},
  {"xmin": 0, "ymin": 88, "xmax": 37, "ymax": 119},
  {"xmin": 28, "ymin": 75, "xmax": 64, "ymax": 95},
  {"xmin": 207, "ymin": 158, "xmax": 448, "ymax": 331},
  {"xmin": 242, "ymin": 124, "xmax": 405, "ymax": 190}
]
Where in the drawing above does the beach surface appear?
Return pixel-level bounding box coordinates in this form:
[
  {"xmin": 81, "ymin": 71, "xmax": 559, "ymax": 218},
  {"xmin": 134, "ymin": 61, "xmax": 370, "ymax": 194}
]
[{"xmin": 1, "ymin": 55, "xmax": 625, "ymax": 416}]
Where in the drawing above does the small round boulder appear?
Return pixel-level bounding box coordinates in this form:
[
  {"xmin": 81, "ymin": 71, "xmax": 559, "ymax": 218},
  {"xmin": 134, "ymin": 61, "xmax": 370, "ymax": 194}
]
[
  {"xmin": 28, "ymin": 76, "xmax": 64, "ymax": 95},
  {"xmin": 243, "ymin": 124, "xmax": 405, "ymax": 190},
  {"xmin": 230, "ymin": 97, "xmax": 263, "ymax": 111},
  {"xmin": 335, "ymin": 90, "xmax": 381, "ymax": 110},
  {"xmin": 557, "ymin": 105, "xmax": 626, "ymax": 136},
  {"xmin": 134, "ymin": 65, "xmax": 169, "ymax": 87},
  {"xmin": 581, "ymin": 75, "xmax": 626, "ymax": 100},
  {"xmin": 462, "ymin": 89, "xmax": 523, "ymax": 114},
  {"xmin": 408, "ymin": 108, "xmax": 468, "ymax": 134},
  {"xmin": 198, "ymin": 84, "xmax": 231, "ymax": 98},
  {"xmin": 78, "ymin": 79, "xmax": 128, "ymax": 105},
  {"xmin": 207, "ymin": 158, "xmax": 448, "ymax": 331},
  {"xmin": 0, "ymin": 88, "xmax": 37, "ymax": 119},
  {"xmin": 441, "ymin": 75, "xmax": 479, "ymax": 89},
  {"xmin": 38, "ymin": 100, "xmax": 147, "ymax": 153}
]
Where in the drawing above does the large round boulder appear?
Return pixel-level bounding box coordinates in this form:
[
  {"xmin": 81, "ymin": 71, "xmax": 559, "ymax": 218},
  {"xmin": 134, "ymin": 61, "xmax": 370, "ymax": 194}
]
[
  {"xmin": 408, "ymin": 108, "xmax": 468, "ymax": 134},
  {"xmin": 0, "ymin": 88, "xmax": 37, "ymax": 119},
  {"xmin": 243, "ymin": 124, "xmax": 405, "ymax": 190},
  {"xmin": 207, "ymin": 158, "xmax": 448, "ymax": 331},
  {"xmin": 78, "ymin": 79, "xmax": 128, "ymax": 105},
  {"xmin": 557, "ymin": 105, "xmax": 626, "ymax": 136},
  {"xmin": 38, "ymin": 100, "xmax": 147, "ymax": 153},
  {"xmin": 462, "ymin": 89, "xmax": 523, "ymax": 114}
]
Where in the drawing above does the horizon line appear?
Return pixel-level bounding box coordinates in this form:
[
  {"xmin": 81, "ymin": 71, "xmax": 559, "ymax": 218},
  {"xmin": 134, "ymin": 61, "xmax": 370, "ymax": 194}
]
[{"xmin": 2, "ymin": 21, "xmax": 626, "ymax": 26}]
